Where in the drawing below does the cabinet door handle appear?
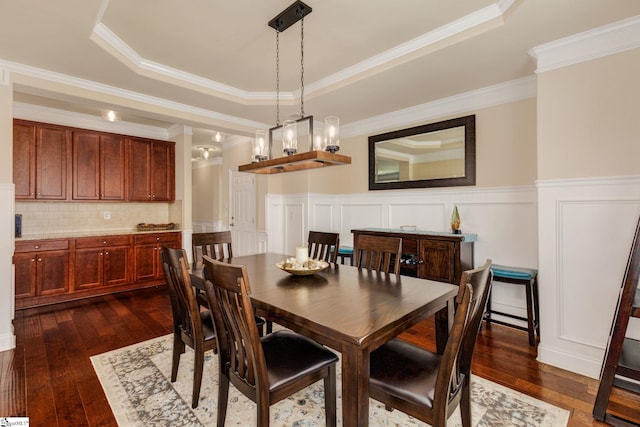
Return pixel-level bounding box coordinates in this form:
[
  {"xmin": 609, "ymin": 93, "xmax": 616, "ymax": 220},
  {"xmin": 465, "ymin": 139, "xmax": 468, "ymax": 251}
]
[
  {"xmin": 31, "ymin": 258, "xmax": 36, "ymax": 262},
  {"xmin": 100, "ymin": 252, "xmax": 104, "ymax": 256},
  {"xmin": 37, "ymin": 258, "xmax": 42, "ymax": 262},
  {"xmin": 105, "ymin": 251, "xmax": 109, "ymax": 255}
]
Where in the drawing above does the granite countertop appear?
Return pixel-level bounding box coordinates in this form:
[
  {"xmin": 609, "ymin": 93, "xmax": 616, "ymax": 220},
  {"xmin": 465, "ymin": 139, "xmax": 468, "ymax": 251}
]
[{"xmin": 16, "ymin": 228, "xmax": 181, "ymax": 241}]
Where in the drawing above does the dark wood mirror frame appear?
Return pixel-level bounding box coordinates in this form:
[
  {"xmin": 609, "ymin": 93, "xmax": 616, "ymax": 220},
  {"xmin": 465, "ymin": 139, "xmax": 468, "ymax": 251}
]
[{"xmin": 368, "ymin": 115, "xmax": 476, "ymax": 190}]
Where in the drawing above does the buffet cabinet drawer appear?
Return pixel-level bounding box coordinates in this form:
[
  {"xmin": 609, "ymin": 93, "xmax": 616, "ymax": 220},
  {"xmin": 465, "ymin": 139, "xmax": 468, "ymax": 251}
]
[
  {"xmin": 15, "ymin": 239, "xmax": 69, "ymax": 253},
  {"xmin": 75, "ymin": 235, "xmax": 131, "ymax": 248}
]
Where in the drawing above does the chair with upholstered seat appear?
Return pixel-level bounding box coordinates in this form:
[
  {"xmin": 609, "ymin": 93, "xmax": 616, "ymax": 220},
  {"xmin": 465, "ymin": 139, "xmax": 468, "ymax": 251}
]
[
  {"xmin": 161, "ymin": 246, "xmax": 217, "ymax": 408},
  {"xmin": 368, "ymin": 259, "xmax": 493, "ymax": 427},
  {"xmin": 308, "ymin": 231, "xmax": 340, "ymax": 263},
  {"xmin": 192, "ymin": 231, "xmax": 233, "ymax": 264},
  {"xmin": 192, "ymin": 231, "xmax": 267, "ymax": 334},
  {"xmin": 202, "ymin": 255, "xmax": 339, "ymax": 427},
  {"xmin": 354, "ymin": 234, "xmax": 402, "ymax": 274}
]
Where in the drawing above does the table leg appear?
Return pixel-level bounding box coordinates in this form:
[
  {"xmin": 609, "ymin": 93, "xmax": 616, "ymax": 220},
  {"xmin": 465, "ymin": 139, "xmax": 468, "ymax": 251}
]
[
  {"xmin": 341, "ymin": 345, "xmax": 369, "ymax": 427},
  {"xmin": 434, "ymin": 296, "xmax": 454, "ymax": 354}
]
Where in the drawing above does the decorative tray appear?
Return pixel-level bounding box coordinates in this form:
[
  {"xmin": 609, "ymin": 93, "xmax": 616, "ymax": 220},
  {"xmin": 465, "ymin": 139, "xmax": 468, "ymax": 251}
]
[
  {"xmin": 276, "ymin": 259, "xmax": 329, "ymax": 276},
  {"xmin": 136, "ymin": 223, "xmax": 177, "ymax": 231}
]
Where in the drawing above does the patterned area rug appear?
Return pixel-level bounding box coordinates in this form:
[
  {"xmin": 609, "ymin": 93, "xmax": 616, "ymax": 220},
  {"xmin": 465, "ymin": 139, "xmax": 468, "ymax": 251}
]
[{"xmin": 91, "ymin": 334, "xmax": 570, "ymax": 427}]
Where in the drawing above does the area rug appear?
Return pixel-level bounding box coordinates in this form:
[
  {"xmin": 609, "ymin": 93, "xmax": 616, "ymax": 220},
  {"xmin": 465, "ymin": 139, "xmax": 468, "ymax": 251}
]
[{"xmin": 91, "ymin": 334, "xmax": 570, "ymax": 427}]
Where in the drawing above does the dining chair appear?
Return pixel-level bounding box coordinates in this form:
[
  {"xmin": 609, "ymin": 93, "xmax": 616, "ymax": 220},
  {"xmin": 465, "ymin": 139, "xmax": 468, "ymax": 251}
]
[
  {"xmin": 201, "ymin": 255, "xmax": 339, "ymax": 427},
  {"xmin": 368, "ymin": 259, "xmax": 493, "ymax": 427},
  {"xmin": 192, "ymin": 231, "xmax": 233, "ymax": 264},
  {"xmin": 161, "ymin": 246, "xmax": 217, "ymax": 409},
  {"xmin": 354, "ymin": 234, "xmax": 402, "ymax": 274},
  {"xmin": 308, "ymin": 230, "xmax": 340, "ymax": 263},
  {"xmin": 192, "ymin": 231, "xmax": 269, "ymax": 334}
]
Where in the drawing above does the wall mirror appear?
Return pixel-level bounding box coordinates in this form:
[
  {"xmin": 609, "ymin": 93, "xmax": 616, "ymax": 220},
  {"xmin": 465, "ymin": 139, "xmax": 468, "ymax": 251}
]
[{"xmin": 368, "ymin": 115, "xmax": 476, "ymax": 190}]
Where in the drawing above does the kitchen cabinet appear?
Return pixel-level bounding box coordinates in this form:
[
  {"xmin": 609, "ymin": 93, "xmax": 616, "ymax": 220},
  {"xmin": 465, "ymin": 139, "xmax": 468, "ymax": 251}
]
[
  {"xmin": 15, "ymin": 231, "xmax": 182, "ymax": 309},
  {"xmin": 72, "ymin": 131, "xmax": 126, "ymax": 200},
  {"xmin": 13, "ymin": 120, "xmax": 70, "ymax": 200},
  {"xmin": 351, "ymin": 228, "xmax": 475, "ymax": 284},
  {"xmin": 14, "ymin": 239, "xmax": 70, "ymax": 300},
  {"xmin": 134, "ymin": 232, "xmax": 181, "ymax": 281},
  {"xmin": 128, "ymin": 138, "xmax": 175, "ymax": 202},
  {"xmin": 73, "ymin": 235, "xmax": 131, "ymax": 290}
]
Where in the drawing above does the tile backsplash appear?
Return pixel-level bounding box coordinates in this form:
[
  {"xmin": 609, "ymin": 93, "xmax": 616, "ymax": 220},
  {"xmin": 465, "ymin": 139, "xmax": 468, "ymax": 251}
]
[{"xmin": 16, "ymin": 201, "xmax": 182, "ymax": 237}]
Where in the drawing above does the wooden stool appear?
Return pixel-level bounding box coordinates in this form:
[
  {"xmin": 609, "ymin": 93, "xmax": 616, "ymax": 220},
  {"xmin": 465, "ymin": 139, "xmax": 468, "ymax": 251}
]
[
  {"xmin": 336, "ymin": 247, "xmax": 353, "ymax": 266},
  {"xmin": 484, "ymin": 264, "xmax": 540, "ymax": 346}
]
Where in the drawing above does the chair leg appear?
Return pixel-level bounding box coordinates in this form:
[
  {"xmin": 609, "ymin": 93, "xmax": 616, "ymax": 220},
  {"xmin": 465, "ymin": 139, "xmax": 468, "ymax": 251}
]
[
  {"xmin": 192, "ymin": 347, "xmax": 205, "ymax": 408},
  {"xmin": 257, "ymin": 401, "xmax": 270, "ymax": 427},
  {"xmin": 525, "ymin": 280, "xmax": 536, "ymax": 346},
  {"xmin": 171, "ymin": 334, "xmax": 184, "ymax": 382},
  {"xmin": 460, "ymin": 380, "xmax": 472, "ymax": 427},
  {"xmin": 217, "ymin": 373, "xmax": 229, "ymax": 427},
  {"xmin": 266, "ymin": 320, "xmax": 273, "ymax": 334},
  {"xmin": 533, "ymin": 277, "xmax": 541, "ymax": 336},
  {"xmin": 323, "ymin": 364, "xmax": 337, "ymax": 427}
]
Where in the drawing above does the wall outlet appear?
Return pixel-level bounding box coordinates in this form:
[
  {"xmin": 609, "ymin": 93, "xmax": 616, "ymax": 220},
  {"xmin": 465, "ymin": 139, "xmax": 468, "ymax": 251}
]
[{"xmin": 103, "ymin": 211, "xmax": 111, "ymax": 220}]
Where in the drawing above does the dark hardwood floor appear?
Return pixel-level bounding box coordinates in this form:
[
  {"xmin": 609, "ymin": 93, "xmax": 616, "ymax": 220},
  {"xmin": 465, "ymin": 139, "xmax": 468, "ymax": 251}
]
[{"xmin": 2, "ymin": 285, "xmax": 639, "ymax": 426}]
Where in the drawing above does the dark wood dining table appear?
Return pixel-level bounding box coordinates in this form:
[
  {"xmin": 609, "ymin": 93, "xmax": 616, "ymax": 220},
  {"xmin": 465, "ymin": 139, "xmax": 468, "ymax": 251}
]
[{"xmin": 191, "ymin": 252, "xmax": 458, "ymax": 427}]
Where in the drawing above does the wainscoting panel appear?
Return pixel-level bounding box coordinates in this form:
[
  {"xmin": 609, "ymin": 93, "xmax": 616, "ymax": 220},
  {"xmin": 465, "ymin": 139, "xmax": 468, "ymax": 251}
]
[{"xmin": 537, "ymin": 176, "xmax": 640, "ymax": 378}]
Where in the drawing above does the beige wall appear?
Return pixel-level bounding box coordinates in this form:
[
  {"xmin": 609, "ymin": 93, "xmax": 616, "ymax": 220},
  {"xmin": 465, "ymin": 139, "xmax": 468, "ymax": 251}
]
[
  {"xmin": 537, "ymin": 49, "xmax": 640, "ymax": 180},
  {"xmin": 192, "ymin": 163, "xmax": 218, "ymax": 224},
  {"xmin": 273, "ymin": 97, "xmax": 537, "ymax": 194}
]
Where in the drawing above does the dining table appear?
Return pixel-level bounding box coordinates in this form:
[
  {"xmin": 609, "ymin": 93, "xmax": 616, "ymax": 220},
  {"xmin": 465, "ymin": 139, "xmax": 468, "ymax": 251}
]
[{"xmin": 190, "ymin": 252, "xmax": 458, "ymax": 427}]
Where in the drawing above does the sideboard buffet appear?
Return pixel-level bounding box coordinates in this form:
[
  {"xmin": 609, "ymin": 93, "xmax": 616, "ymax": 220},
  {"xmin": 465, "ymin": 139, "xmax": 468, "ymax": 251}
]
[{"xmin": 351, "ymin": 228, "xmax": 476, "ymax": 284}]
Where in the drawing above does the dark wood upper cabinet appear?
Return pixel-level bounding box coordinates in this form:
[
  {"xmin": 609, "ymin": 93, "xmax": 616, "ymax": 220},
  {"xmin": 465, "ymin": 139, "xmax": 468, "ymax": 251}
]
[
  {"xmin": 13, "ymin": 121, "xmax": 36, "ymax": 199},
  {"xmin": 14, "ymin": 120, "xmax": 70, "ymax": 200},
  {"xmin": 73, "ymin": 132, "xmax": 126, "ymax": 200},
  {"xmin": 128, "ymin": 137, "xmax": 175, "ymax": 202},
  {"xmin": 14, "ymin": 119, "xmax": 174, "ymax": 203}
]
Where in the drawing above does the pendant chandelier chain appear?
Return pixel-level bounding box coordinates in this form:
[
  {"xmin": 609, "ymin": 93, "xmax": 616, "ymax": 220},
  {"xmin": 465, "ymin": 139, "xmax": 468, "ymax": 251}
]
[
  {"xmin": 300, "ymin": 16, "xmax": 305, "ymax": 118},
  {"xmin": 275, "ymin": 30, "xmax": 281, "ymax": 126}
]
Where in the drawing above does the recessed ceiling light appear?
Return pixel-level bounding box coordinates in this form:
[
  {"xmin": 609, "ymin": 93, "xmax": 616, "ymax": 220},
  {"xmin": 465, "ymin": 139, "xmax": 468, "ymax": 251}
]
[{"xmin": 101, "ymin": 110, "xmax": 121, "ymax": 122}]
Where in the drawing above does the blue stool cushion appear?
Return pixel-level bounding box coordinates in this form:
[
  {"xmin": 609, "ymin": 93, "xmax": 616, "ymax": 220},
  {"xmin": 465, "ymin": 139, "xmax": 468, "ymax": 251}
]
[
  {"xmin": 338, "ymin": 247, "xmax": 353, "ymax": 255},
  {"xmin": 491, "ymin": 264, "xmax": 537, "ymax": 280}
]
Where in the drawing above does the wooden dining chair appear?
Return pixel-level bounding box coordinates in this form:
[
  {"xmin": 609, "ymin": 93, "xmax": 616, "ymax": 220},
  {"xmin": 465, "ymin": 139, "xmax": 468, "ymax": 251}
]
[
  {"xmin": 161, "ymin": 246, "xmax": 217, "ymax": 409},
  {"xmin": 192, "ymin": 231, "xmax": 233, "ymax": 264},
  {"xmin": 201, "ymin": 255, "xmax": 339, "ymax": 427},
  {"xmin": 354, "ymin": 234, "xmax": 402, "ymax": 274},
  {"xmin": 368, "ymin": 259, "xmax": 493, "ymax": 427},
  {"xmin": 308, "ymin": 231, "xmax": 340, "ymax": 263}
]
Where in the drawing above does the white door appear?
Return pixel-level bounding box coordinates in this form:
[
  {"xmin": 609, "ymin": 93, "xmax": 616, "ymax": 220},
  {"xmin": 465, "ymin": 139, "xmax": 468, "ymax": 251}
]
[{"xmin": 229, "ymin": 170, "xmax": 256, "ymax": 256}]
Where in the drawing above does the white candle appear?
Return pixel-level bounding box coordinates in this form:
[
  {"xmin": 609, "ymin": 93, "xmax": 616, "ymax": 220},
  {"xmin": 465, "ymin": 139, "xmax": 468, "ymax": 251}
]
[{"xmin": 295, "ymin": 246, "xmax": 309, "ymax": 264}]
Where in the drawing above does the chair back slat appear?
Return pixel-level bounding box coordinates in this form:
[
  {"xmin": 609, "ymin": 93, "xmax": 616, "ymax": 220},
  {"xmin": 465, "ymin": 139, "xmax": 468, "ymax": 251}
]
[
  {"xmin": 354, "ymin": 235, "xmax": 402, "ymax": 274},
  {"xmin": 202, "ymin": 255, "xmax": 268, "ymax": 393},
  {"xmin": 308, "ymin": 231, "xmax": 340, "ymax": 263},
  {"xmin": 162, "ymin": 247, "xmax": 203, "ymax": 344},
  {"xmin": 192, "ymin": 231, "xmax": 234, "ymax": 264}
]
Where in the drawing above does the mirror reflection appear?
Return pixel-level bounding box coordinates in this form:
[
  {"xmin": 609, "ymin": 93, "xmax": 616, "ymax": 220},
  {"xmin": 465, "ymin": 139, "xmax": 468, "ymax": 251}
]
[{"xmin": 369, "ymin": 115, "xmax": 475, "ymax": 190}]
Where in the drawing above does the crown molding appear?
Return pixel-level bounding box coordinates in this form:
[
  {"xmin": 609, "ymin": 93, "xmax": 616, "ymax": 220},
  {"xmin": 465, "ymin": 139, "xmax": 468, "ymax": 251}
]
[
  {"xmin": 91, "ymin": 2, "xmax": 516, "ymax": 103},
  {"xmin": 2, "ymin": 59, "xmax": 269, "ymax": 132},
  {"xmin": 0, "ymin": 68, "xmax": 9, "ymax": 86},
  {"xmin": 91, "ymin": 23, "xmax": 285, "ymax": 105},
  {"xmin": 304, "ymin": 2, "xmax": 514, "ymax": 96},
  {"xmin": 13, "ymin": 102, "xmax": 170, "ymax": 140},
  {"xmin": 529, "ymin": 15, "xmax": 640, "ymax": 73},
  {"xmin": 342, "ymin": 76, "xmax": 536, "ymax": 138}
]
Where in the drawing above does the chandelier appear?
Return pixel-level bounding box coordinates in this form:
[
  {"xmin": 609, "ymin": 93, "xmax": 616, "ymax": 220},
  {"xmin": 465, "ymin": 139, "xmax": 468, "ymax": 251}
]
[{"xmin": 252, "ymin": 1, "xmax": 340, "ymax": 162}]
